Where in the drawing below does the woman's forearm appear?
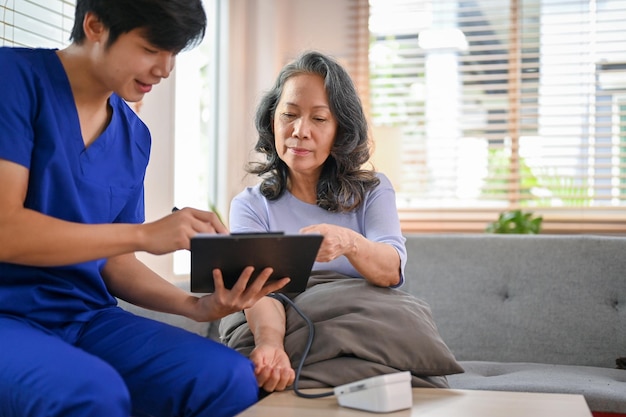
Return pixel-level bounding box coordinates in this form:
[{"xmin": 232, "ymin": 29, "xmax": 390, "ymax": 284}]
[
  {"xmin": 245, "ymin": 296, "xmax": 287, "ymax": 347},
  {"xmin": 345, "ymin": 232, "xmax": 401, "ymax": 287}
]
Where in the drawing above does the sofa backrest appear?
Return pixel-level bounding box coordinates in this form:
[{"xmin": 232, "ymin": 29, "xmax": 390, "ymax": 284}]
[{"xmin": 403, "ymin": 234, "xmax": 625, "ymax": 369}]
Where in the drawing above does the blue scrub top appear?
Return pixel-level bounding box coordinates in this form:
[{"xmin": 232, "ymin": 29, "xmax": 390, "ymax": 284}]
[{"xmin": 0, "ymin": 47, "xmax": 151, "ymax": 325}]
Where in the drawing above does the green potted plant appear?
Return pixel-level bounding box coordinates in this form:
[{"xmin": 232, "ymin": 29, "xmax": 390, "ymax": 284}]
[{"xmin": 485, "ymin": 210, "xmax": 543, "ymax": 234}]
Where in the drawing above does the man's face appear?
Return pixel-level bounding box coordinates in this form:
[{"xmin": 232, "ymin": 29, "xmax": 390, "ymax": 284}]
[{"xmin": 93, "ymin": 28, "xmax": 176, "ymax": 102}]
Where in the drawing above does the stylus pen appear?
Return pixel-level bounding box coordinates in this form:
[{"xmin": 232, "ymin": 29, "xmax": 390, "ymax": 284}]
[{"xmin": 173, "ymin": 205, "xmax": 224, "ymax": 224}]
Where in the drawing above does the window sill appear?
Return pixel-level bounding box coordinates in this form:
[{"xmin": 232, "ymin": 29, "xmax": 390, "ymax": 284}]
[{"xmin": 399, "ymin": 208, "xmax": 626, "ymax": 235}]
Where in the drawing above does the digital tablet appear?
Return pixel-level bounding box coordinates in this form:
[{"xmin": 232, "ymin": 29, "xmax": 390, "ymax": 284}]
[{"xmin": 190, "ymin": 233, "xmax": 323, "ymax": 293}]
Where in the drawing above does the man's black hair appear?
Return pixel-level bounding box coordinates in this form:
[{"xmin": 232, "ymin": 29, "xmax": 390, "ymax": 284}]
[{"xmin": 70, "ymin": 0, "xmax": 207, "ymax": 53}]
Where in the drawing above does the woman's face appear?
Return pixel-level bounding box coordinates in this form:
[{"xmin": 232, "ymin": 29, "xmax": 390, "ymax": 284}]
[{"xmin": 273, "ymin": 73, "xmax": 338, "ymax": 181}]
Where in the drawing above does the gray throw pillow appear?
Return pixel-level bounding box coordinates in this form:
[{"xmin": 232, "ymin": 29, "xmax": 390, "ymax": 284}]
[{"xmin": 283, "ymin": 272, "xmax": 464, "ymax": 377}]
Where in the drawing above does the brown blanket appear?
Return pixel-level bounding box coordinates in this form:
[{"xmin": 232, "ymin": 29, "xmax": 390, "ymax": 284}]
[{"xmin": 219, "ymin": 271, "xmax": 463, "ymax": 389}]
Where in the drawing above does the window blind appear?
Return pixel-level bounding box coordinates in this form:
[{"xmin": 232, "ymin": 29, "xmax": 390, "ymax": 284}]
[
  {"xmin": 1, "ymin": 0, "xmax": 75, "ymax": 47},
  {"xmin": 317, "ymin": 0, "xmax": 372, "ymax": 142},
  {"xmin": 368, "ymin": 0, "xmax": 626, "ymax": 233}
]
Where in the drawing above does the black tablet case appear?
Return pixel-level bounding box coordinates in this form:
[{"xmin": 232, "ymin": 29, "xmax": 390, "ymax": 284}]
[{"xmin": 190, "ymin": 233, "xmax": 323, "ymax": 293}]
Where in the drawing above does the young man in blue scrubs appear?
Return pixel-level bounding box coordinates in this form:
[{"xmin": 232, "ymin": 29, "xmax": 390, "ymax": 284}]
[{"xmin": 0, "ymin": 1, "xmax": 289, "ymax": 416}]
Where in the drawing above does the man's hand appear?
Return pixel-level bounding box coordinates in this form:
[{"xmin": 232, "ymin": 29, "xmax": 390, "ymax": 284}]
[
  {"xmin": 190, "ymin": 266, "xmax": 290, "ymax": 322},
  {"xmin": 140, "ymin": 207, "xmax": 228, "ymax": 255}
]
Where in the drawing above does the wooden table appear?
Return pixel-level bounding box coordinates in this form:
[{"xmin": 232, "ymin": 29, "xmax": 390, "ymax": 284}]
[{"xmin": 236, "ymin": 388, "xmax": 593, "ymax": 417}]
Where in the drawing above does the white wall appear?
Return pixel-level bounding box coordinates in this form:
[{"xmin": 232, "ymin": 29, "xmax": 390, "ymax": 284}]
[
  {"xmin": 135, "ymin": 75, "xmax": 177, "ymax": 280},
  {"xmin": 224, "ymin": 0, "xmax": 358, "ymax": 204},
  {"xmin": 138, "ymin": 0, "xmax": 355, "ymax": 281}
]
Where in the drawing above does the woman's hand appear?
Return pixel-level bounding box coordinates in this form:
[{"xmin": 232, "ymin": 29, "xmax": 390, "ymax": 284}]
[
  {"xmin": 250, "ymin": 344, "xmax": 295, "ymax": 392},
  {"xmin": 299, "ymin": 223, "xmax": 357, "ymax": 262},
  {"xmin": 300, "ymin": 223, "xmax": 401, "ymax": 287},
  {"xmin": 190, "ymin": 267, "xmax": 290, "ymax": 322}
]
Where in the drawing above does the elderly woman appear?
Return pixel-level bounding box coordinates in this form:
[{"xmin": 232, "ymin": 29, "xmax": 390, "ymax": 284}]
[{"xmin": 229, "ymin": 50, "xmax": 407, "ymax": 393}]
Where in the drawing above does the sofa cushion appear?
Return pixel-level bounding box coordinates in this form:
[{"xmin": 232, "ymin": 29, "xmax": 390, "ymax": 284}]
[
  {"xmin": 403, "ymin": 234, "xmax": 626, "ymax": 369},
  {"xmin": 447, "ymin": 361, "xmax": 626, "ymax": 414}
]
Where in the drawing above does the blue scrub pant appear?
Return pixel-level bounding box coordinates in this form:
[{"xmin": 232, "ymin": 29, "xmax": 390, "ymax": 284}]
[{"xmin": 0, "ymin": 307, "xmax": 258, "ymax": 417}]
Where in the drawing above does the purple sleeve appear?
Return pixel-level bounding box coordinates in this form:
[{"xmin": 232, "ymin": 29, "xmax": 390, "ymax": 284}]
[
  {"xmin": 363, "ymin": 173, "xmax": 407, "ymax": 287},
  {"xmin": 229, "ymin": 187, "xmax": 271, "ymax": 233}
]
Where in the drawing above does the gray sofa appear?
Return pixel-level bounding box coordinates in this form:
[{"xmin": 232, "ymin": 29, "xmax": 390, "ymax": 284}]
[
  {"xmin": 121, "ymin": 234, "xmax": 626, "ymax": 415},
  {"xmin": 403, "ymin": 234, "xmax": 626, "ymax": 415}
]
